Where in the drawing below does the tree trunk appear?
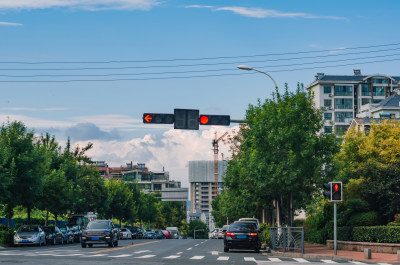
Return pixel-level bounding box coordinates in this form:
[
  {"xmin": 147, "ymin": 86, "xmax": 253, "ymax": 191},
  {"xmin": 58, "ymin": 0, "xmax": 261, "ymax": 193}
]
[
  {"xmin": 7, "ymin": 206, "xmax": 13, "ymax": 228},
  {"xmin": 27, "ymin": 206, "xmax": 31, "ymax": 225},
  {"xmin": 45, "ymin": 210, "xmax": 49, "ymax": 226},
  {"xmin": 120, "ymin": 220, "xmax": 122, "ymax": 228},
  {"xmin": 276, "ymin": 198, "xmax": 281, "ymax": 227},
  {"xmin": 55, "ymin": 214, "xmax": 58, "ymax": 226}
]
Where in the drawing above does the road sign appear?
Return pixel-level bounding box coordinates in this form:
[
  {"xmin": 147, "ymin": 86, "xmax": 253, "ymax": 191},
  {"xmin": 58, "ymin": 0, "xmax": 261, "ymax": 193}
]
[{"xmin": 142, "ymin": 113, "xmax": 174, "ymax": 124}]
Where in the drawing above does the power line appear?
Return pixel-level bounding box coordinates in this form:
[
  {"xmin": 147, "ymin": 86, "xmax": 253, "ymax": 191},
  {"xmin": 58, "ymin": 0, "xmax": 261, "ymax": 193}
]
[{"xmin": 0, "ymin": 42, "xmax": 400, "ymax": 65}]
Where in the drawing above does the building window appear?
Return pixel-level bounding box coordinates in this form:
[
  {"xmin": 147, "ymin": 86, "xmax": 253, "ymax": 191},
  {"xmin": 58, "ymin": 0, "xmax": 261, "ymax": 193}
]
[
  {"xmin": 201, "ymin": 192, "xmax": 208, "ymax": 195},
  {"xmin": 153, "ymin": 184, "xmax": 162, "ymax": 191},
  {"xmin": 324, "ymin": 126, "xmax": 333, "ymax": 133},
  {"xmin": 335, "ymin": 125, "xmax": 350, "ymax": 135},
  {"xmin": 335, "ymin": 112, "xmax": 353, "ymax": 123},
  {"xmin": 334, "ymin": 86, "xmax": 353, "ymax": 96},
  {"xmin": 324, "ymin": 86, "xmax": 332, "ymax": 94},
  {"xmin": 373, "ymin": 78, "xmax": 388, "ymax": 85},
  {"xmin": 201, "ymin": 196, "xmax": 208, "ymax": 199},
  {"xmin": 361, "ymin": 98, "xmax": 371, "ymax": 105},
  {"xmin": 334, "ymin": 98, "xmax": 353, "ymax": 109},
  {"xmin": 324, "ymin": 99, "xmax": 332, "ymax": 107},
  {"xmin": 373, "ymin": 99, "xmax": 383, "ymax": 104},
  {"xmin": 324, "ymin": 113, "xmax": 332, "ymax": 120},
  {"xmin": 373, "ymin": 86, "xmax": 385, "ymax": 97},
  {"xmin": 361, "ymin": 84, "xmax": 371, "ymax": 96}
]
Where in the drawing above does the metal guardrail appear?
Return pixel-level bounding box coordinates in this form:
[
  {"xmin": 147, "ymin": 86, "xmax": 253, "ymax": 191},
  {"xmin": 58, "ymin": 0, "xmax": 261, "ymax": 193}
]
[{"xmin": 270, "ymin": 227, "xmax": 304, "ymax": 254}]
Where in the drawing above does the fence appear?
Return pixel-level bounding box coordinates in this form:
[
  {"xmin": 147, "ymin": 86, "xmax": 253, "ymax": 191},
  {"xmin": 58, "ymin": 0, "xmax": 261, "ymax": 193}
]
[{"xmin": 270, "ymin": 226, "xmax": 305, "ymax": 254}]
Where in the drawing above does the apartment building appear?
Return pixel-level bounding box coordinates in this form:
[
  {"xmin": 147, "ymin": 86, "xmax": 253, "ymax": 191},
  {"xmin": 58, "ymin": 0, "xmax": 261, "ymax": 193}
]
[{"xmin": 306, "ymin": 70, "xmax": 400, "ymax": 134}]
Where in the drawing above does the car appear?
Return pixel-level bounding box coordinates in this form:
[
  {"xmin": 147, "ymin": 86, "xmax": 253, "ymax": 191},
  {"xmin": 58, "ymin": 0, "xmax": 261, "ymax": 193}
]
[
  {"xmin": 154, "ymin": 230, "xmax": 165, "ymax": 239},
  {"xmin": 43, "ymin": 226, "xmax": 64, "ymax": 245},
  {"xmin": 224, "ymin": 221, "xmax": 261, "ymax": 253},
  {"xmin": 145, "ymin": 229, "xmax": 155, "ymax": 239},
  {"xmin": 13, "ymin": 225, "xmax": 46, "ymax": 247},
  {"xmin": 58, "ymin": 225, "xmax": 74, "ymax": 244},
  {"xmin": 161, "ymin": 230, "xmax": 171, "ymax": 239},
  {"xmin": 119, "ymin": 228, "xmax": 133, "ymax": 240},
  {"xmin": 136, "ymin": 228, "xmax": 145, "ymax": 239},
  {"xmin": 81, "ymin": 220, "xmax": 119, "ymax": 248},
  {"xmin": 211, "ymin": 228, "xmax": 221, "ymax": 239},
  {"xmin": 238, "ymin": 218, "xmax": 261, "ymax": 231},
  {"xmin": 222, "ymin": 225, "xmax": 230, "ymax": 237},
  {"xmin": 69, "ymin": 224, "xmax": 82, "ymax": 243},
  {"xmin": 166, "ymin": 227, "xmax": 180, "ymax": 239}
]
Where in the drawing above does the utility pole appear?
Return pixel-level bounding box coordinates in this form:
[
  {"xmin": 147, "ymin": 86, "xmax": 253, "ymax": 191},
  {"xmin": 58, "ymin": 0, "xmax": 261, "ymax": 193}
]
[{"xmin": 213, "ymin": 132, "xmax": 228, "ymax": 198}]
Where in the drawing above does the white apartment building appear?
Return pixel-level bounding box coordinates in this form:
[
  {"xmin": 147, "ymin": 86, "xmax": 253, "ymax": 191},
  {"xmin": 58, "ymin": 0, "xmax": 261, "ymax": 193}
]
[{"xmin": 306, "ymin": 70, "xmax": 400, "ymax": 134}]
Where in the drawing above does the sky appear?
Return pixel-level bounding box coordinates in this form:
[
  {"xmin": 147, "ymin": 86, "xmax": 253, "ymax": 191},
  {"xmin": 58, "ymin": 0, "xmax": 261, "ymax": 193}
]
[{"xmin": 1, "ymin": 0, "xmax": 400, "ymax": 188}]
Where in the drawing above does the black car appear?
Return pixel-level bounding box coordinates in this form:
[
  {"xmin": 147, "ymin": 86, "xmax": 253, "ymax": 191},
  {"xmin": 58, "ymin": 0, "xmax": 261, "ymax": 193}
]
[
  {"xmin": 69, "ymin": 224, "xmax": 82, "ymax": 243},
  {"xmin": 42, "ymin": 226, "xmax": 64, "ymax": 245},
  {"xmin": 81, "ymin": 220, "xmax": 118, "ymax": 248},
  {"xmin": 224, "ymin": 221, "xmax": 261, "ymax": 253}
]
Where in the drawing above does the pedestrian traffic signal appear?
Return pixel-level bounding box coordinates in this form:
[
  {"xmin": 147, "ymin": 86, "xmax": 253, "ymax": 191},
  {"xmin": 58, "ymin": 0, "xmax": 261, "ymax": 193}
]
[
  {"xmin": 174, "ymin": 109, "xmax": 199, "ymax": 130},
  {"xmin": 331, "ymin": 182, "xmax": 342, "ymax": 202},
  {"xmin": 322, "ymin": 183, "xmax": 331, "ymax": 201},
  {"xmin": 199, "ymin": 115, "xmax": 230, "ymax": 126},
  {"xmin": 143, "ymin": 113, "xmax": 174, "ymax": 124}
]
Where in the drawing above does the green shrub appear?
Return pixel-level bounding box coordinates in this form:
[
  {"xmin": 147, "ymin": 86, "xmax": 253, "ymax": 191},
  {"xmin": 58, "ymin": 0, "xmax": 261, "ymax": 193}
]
[
  {"xmin": 348, "ymin": 211, "xmax": 378, "ymax": 227},
  {"xmin": 353, "ymin": 226, "xmax": 400, "ymax": 243},
  {"xmin": 260, "ymin": 223, "xmax": 270, "ymax": 246},
  {"xmin": 337, "ymin": 226, "xmax": 353, "ymax": 241},
  {"xmin": 0, "ymin": 228, "xmax": 14, "ymax": 246},
  {"xmin": 387, "ymin": 214, "xmax": 400, "ymax": 226}
]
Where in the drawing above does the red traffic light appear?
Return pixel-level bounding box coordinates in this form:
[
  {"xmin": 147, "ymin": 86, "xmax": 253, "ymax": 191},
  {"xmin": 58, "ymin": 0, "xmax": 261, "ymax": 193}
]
[
  {"xmin": 200, "ymin": 115, "xmax": 209, "ymax": 124},
  {"xmin": 334, "ymin": 183, "xmax": 339, "ymax": 192}
]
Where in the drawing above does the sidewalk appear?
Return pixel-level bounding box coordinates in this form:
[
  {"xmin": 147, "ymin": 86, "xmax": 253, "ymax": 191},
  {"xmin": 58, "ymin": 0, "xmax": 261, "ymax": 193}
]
[{"xmin": 264, "ymin": 242, "xmax": 400, "ymax": 263}]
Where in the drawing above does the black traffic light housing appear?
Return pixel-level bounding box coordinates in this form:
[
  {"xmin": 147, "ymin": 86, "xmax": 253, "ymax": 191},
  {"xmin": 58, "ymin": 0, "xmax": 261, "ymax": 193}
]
[
  {"xmin": 174, "ymin": 109, "xmax": 199, "ymax": 130},
  {"xmin": 143, "ymin": 113, "xmax": 174, "ymax": 124},
  {"xmin": 322, "ymin": 183, "xmax": 331, "ymax": 201},
  {"xmin": 199, "ymin": 115, "xmax": 230, "ymax": 126},
  {"xmin": 322, "ymin": 182, "xmax": 343, "ymax": 202}
]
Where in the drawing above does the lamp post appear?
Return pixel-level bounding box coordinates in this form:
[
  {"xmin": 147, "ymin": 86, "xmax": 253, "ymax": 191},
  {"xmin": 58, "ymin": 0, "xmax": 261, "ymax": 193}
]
[{"xmin": 237, "ymin": 65, "xmax": 278, "ymax": 95}]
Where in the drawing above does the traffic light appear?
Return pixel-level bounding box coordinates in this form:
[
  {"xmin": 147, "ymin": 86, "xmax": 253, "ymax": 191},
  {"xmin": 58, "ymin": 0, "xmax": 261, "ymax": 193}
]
[
  {"xmin": 331, "ymin": 182, "xmax": 342, "ymax": 202},
  {"xmin": 143, "ymin": 113, "xmax": 174, "ymax": 124},
  {"xmin": 322, "ymin": 183, "xmax": 331, "ymax": 201},
  {"xmin": 199, "ymin": 115, "xmax": 230, "ymax": 126},
  {"xmin": 174, "ymin": 109, "xmax": 199, "ymax": 130}
]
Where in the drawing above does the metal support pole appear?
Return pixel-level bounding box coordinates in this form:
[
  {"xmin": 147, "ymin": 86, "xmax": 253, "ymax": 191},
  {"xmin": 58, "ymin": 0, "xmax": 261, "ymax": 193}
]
[{"xmin": 334, "ymin": 202, "xmax": 337, "ymax": 255}]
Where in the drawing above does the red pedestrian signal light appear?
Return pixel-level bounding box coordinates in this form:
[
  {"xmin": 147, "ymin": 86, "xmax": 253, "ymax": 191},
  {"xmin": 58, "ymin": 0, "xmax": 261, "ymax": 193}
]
[
  {"xmin": 199, "ymin": 115, "xmax": 230, "ymax": 126},
  {"xmin": 331, "ymin": 182, "xmax": 342, "ymax": 202}
]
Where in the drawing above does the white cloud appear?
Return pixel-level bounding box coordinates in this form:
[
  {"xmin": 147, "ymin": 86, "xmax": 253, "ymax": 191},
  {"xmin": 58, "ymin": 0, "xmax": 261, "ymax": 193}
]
[
  {"xmin": 82, "ymin": 126, "xmax": 237, "ymax": 188},
  {"xmin": 0, "ymin": 21, "xmax": 23, "ymax": 26},
  {"xmin": 185, "ymin": 5, "xmax": 349, "ymax": 21},
  {"xmin": 0, "ymin": 0, "xmax": 160, "ymax": 11}
]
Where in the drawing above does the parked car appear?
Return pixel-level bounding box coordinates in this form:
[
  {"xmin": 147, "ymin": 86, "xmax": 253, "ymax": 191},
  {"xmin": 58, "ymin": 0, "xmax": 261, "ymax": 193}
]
[
  {"xmin": 224, "ymin": 221, "xmax": 261, "ymax": 253},
  {"xmin": 119, "ymin": 228, "xmax": 133, "ymax": 240},
  {"xmin": 58, "ymin": 225, "xmax": 74, "ymax": 244},
  {"xmin": 166, "ymin": 227, "xmax": 180, "ymax": 239},
  {"xmin": 81, "ymin": 220, "xmax": 119, "ymax": 248},
  {"xmin": 69, "ymin": 224, "xmax": 82, "ymax": 243},
  {"xmin": 144, "ymin": 229, "xmax": 155, "ymax": 239},
  {"xmin": 154, "ymin": 230, "xmax": 165, "ymax": 239},
  {"xmin": 13, "ymin": 225, "xmax": 46, "ymax": 247},
  {"xmin": 161, "ymin": 230, "xmax": 171, "ymax": 239},
  {"xmin": 43, "ymin": 226, "xmax": 64, "ymax": 245},
  {"xmin": 135, "ymin": 228, "xmax": 145, "ymax": 239}
]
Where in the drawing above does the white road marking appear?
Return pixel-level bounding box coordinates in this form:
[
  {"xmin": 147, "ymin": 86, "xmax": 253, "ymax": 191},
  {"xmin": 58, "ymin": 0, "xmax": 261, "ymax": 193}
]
[
  {"xmin": 109, "ymin": 254, "xmax": 132, "ymax": 257},
  {"xmin": 211, "ymin": 251, "xmax": 218, "ymax": 255},
  {"xmin": 244, "ymin": 257, "xmax": 256, "ymax": 262},
  {"xmin": 187, "ymin": 247, "xmax": 192, "ymax": 250},
  {"xmin": 321, "ymin": 260, "xmax": 337, "ymax": 263},
  {"xmin": 195, "ymin": 244, "xmax": 199, "ymax": 246},
  {"xmin": 85, "ymin": 254, "xmax": 107, "ymax": 257},
  {"xmin": 190, "ymin": 256, "xmax": 204, "ymax": 260},
  {"xmin": 51, "ymin": 254, "xmax": 84, "ymax": 257},
  {"xmin": 377, "ymin": 263, "xmax": 392, "ymax": 265},
  {"xmin": 176, "ymin": 252, "xmax": 183, "ymax": 255},
  {"xmin": 351, "ymin": 262, "xmax": 366, "ymax": 265},
  {"xmin": 269, "ymin": 258, "xmax": 282, "ymax": 262},
  {"xmin": 164, "ymin": 255, "xmax": 180, "ymax": 259},
  {"xmin": 137, "ymin": 255, "xmax": 156, "ymax": 258},
  {"xmin": 134, "ymin": 250, "xmax": 151, "ymax": 254},
  {"xmin": 217, "ymin": 256, "xmax": 229, "ymax": 261},
  {"xmin": 293, "ymin": 258, "xmax": 310, "ymax": 263}
]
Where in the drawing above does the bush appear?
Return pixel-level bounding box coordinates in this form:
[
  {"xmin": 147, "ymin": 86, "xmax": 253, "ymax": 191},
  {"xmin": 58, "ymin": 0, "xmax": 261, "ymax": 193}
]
[
  {"xmin": 348, "ymin": 211, "xmax": 378, "ymax": 227},
  {"xmin": 260, "ymin": 223, "xmax": 270, "ymax": 246},
  {"xmin": 0, "ymin": 228, "xmax": 14, "ymax": 246},
  {"xmin": 387, "ymin": 214, "xmax": 400, "ymax": 226},
  {"xmin": 353, "ymin": 226, "xmax": 400, "ymax": 243},
  {"xmin": 337, "ymin": 226, "xmax": 353, "ymax": 241}
]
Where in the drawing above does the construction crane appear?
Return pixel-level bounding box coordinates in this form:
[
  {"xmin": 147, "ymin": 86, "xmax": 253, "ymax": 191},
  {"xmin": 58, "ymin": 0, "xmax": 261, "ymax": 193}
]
[{"xmin": 213, "ymin": 131, "xmax": 228, "ymax": 198}]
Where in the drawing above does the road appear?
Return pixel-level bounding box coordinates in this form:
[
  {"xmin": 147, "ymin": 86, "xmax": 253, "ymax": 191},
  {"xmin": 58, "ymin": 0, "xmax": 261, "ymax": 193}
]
[{"xmin": 0, "ymin": 239, "xmax": 391, "ymax": 265}]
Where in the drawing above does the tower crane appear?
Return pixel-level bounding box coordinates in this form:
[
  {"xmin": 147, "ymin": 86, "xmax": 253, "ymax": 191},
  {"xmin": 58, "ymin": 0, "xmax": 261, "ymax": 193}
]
[{"xmin": 213, "ymin": 131, "xmax": 228, "ymax": 198}]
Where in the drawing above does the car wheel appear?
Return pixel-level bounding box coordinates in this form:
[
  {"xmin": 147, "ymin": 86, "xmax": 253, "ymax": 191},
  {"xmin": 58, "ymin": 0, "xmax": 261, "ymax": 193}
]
[
  {"xmin": 224, "ymin": 247, "xmax": 229, "ymax": 252},
  {"xmin": 61, "ymin": 238, "xmax": 64, "ymax": 245},
  {"xmin": 88, "ymin": 244, "xmax": 93, "ymax": 248},
  {"xmin": 254, "ymin": 248, "xmax": 260, "ymax": 253},
  {"xmin": 81, "ymin": 243, "xmax": 86, "ymax": 248},
  {"xmin": 108, "ymin": 242, "xmax": 113, "ymax": 247}
]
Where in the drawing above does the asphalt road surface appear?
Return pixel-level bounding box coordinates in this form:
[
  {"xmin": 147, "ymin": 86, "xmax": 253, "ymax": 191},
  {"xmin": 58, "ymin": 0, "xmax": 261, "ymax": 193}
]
[{"xmin": 0, "ymin": 239, "xmax": 393, "ymax": 265}]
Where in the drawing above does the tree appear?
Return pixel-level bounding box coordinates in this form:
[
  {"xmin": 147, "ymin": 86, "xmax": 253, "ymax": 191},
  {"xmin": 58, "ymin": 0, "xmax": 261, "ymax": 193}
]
[{"xmin": 188, "ymin": 220, "xmax": 208, "ymax": 239}]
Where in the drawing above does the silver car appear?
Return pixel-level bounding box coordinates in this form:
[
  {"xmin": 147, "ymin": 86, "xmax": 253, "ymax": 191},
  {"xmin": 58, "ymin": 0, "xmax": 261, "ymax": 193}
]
[{"xmin": 14, "ymin": 225, "xmax": 46, "ymax": 247}]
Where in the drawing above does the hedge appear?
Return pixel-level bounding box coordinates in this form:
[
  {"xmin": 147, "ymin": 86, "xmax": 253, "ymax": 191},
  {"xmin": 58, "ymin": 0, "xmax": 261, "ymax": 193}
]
[
  {"xmin": 0, "ymin": 225, "xmax": 14, "ymax": 246},
  {"xmin": 353, "ymin": 226, "xmax": 400, "ymax": 243}
]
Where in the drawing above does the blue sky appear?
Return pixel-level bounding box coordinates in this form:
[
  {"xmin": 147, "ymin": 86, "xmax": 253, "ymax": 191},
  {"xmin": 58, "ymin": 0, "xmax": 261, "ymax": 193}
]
[{"xmin": 1, "ymin": 0, "xmax": 400, "ymax": 187}]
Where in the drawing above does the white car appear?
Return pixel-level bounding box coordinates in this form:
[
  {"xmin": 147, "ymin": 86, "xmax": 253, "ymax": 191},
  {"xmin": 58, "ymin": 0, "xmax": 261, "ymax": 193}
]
[{"xmin": 119, "ymin": 228, "xmax": 132, "ymax": 239}]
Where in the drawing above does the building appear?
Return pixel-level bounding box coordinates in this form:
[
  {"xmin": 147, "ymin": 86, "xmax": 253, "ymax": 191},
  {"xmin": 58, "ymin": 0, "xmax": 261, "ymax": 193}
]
[
  {"xmin": 306, "ymin": 70, "xmax": 400, "ymax": 135},
  {"xmin": 188, "ymin": 160, "xmax": 227, "ymax": 215}
]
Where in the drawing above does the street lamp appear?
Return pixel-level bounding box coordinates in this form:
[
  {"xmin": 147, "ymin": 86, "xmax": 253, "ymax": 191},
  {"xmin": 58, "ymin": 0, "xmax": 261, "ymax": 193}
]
[{"xmin": 237, "ymin": 65, "xmax": 278, "ymax": 93}]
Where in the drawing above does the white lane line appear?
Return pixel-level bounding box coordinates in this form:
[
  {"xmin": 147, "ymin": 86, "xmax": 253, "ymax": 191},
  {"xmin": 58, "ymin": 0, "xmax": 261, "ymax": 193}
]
[
  {"xmin": 187, "ymin": 247, "xmax": 192, "ymax": 250},
  {"xmin": 244, "ymin": 257, "xmax": 256, "ymax": 262},
  {"xmin": 351, "ymin": 262, "xmax": 366, "ymax": 265},
  {"xmin": 293, "ymin": 258, "xmax": 310, "ymax": 263},
  {"xmin": 176, "ymin": 252, "xmax": 183, "ymax": 255},
  {"xmin": 85, "ymin": 254, "xmax": 107, "ymax": 257},
  {"xmin": 377, "ymin": 263, "xmax": 391, "ymax": 265},
  {"xmin": 137, "ymin": 255, "xmax": 156, "ymax": 258},
  {"xmin": 195, "ymin": 244, "xmax": 199, "ymax": 246},
  {"xmin": 0, "ymin": 253, "xmax": 20, "ymax": 256},
  {"xmin": 321, "ymin": 260, "xmax": 337, "ymax": 263},
  {"xmin": 201, "ymin": 242, "xmax": 204, "ymax": 244},
  {"xmin": 134, "ymin": 250, "xmax": 151, "ymax": 254},
  {"xmin": 217, "ymin": 256, "xmax": 229, "ymax": 261},
  {"xmin": 164, "ymin": 255, "xmax": 180, "ymax": 259},
  {"xmin": 211, "ymin": 251, "xmax": 218, "ymax": 255},
  {"xmin": 109, "ymin": 254, "xmax": 132, "ymax": 257},
  {"xmin": 269, "ymin": 258, "xmax": 282, "ymax": 262},
  {"xmin": 190, "ymin": 256, "xmax": 204, "ymax": 260},
  {"xmin": 51, "ymin": 254, "xmax": 84, "ymax": 257}
]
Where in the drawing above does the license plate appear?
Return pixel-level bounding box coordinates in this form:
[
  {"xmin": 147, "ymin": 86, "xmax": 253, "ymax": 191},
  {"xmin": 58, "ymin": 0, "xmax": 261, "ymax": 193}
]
[
  {"xmin": 237, "ymin": 235, "xmax": 246, "ymax": 239},
  {"xmin": 22, "ymin": 240, "xmax": 29, "ymax": 243},
  {"xmin": 91, "ymin": 237, "xmax": 99, "ymax": 241}
]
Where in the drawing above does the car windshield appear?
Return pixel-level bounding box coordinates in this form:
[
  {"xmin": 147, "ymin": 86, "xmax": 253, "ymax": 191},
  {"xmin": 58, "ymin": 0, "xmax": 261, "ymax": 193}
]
[
  {"xmin": 120, "ymin": 229, "xmax": 127, "ymax": 232},
  {"xmin": 87, "ymin": 222, "xmax": 110, "ymax": 229},
  {"xmin": 70, "ymin": 225, "xmax": 79, "ymax": 231},
  {"xmin": 228, "ymin": 223, "xmax": 256, "ymax": 232},
  {"xmin": 43, "ymin": 227, "xmax": 55, "ymax": 233},
  {"xmin": 18, "ymin": 226, "xmax": 38, "ymax": 233}
]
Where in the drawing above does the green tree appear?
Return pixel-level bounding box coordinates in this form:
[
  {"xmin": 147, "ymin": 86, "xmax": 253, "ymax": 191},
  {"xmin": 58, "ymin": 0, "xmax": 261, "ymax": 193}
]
[{"xmin": 188, "ymin": 220, "xmax": 208, "ymax": 239}]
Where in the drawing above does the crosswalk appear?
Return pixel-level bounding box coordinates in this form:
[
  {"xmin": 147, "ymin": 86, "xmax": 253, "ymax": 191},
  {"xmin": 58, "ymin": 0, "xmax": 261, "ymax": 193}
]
[{"xmin": 0, "ymin": 249, "xmax": 396, "ymax": 264}]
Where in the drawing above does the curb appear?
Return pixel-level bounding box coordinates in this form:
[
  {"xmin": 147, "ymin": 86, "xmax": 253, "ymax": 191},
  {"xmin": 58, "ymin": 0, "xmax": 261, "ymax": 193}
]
[{"xmin": 264, "ymin": 250, "xmax": 352, "ymax": 262}]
